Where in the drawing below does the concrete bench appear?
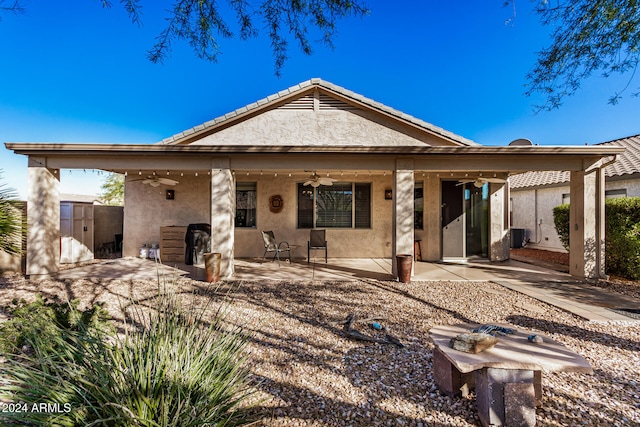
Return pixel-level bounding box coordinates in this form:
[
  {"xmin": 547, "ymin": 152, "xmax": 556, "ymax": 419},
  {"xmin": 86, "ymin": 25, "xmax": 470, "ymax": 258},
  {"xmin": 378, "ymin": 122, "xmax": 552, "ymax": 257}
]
[{"xmin": 429, "ymin": 324, "xmax": 593, "ymax": 427}]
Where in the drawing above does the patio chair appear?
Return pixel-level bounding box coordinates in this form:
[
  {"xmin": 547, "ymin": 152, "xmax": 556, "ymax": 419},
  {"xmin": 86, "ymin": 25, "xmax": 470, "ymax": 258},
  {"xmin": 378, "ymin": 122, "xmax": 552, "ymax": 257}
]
[
  {"xmin": 308, "ymin": 229, "xmax": 327, "ymax": 264},
  {"xmin": 261, "ymin": 231, "xmax": 291, "ymax": 267}
]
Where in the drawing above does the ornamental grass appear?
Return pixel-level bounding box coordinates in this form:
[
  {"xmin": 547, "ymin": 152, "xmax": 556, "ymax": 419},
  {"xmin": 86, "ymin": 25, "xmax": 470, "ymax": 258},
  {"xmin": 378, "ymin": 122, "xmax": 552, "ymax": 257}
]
[{"xmin": 0, "ymin": 277, "xmax": 255, "ymax": 426}]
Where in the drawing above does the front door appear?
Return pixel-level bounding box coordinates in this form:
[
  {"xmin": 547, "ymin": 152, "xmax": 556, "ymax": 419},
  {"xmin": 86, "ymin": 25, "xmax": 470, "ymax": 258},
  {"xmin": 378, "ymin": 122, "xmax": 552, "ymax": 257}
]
[
  {"xmin": 441, "ymin": 180, "xmax": 489, "ymax": 260},
  {"xmin": 465, "ymin": 183, "xmax": 489, "ymax": 258},
  {"xmin": 441, "ymin": 181, "xmax": 464, "ymax": 259}
]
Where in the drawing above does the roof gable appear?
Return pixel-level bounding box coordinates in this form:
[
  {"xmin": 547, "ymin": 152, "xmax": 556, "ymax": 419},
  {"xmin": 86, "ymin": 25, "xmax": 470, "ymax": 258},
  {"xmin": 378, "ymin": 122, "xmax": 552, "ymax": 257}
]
[{"xmin": 159, "ymin": 78, "xmax": 478, "ymax": 147}]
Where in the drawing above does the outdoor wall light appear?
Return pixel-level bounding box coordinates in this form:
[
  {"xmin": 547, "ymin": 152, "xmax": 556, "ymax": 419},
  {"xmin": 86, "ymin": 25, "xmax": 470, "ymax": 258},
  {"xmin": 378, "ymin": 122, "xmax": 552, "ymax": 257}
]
[
  {"xmin": 385, "ymin": 189, "xmax": 393, "ymax": 200},
  {"xmin": 166, "ymin": 189, "xmax": 175, "ymax": 200}
]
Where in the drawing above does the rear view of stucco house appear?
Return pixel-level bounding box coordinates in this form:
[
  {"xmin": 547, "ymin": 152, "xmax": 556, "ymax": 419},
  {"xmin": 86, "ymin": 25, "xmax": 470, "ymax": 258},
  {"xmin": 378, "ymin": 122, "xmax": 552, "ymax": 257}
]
[
  {"xmin": 510, "ymin": 134, "xmax": 640, "ymax": 252},
  {"xmin": 4, "ymin": 79, "xmax": 625, "ymax": 280}
]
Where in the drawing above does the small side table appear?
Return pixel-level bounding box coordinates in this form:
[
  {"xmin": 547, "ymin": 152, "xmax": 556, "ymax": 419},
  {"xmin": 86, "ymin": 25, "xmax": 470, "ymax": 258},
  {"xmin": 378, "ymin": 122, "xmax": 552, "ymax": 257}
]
[{"xmin": 429, "ymin": 323, "xmax": 593, "ymax": 427}]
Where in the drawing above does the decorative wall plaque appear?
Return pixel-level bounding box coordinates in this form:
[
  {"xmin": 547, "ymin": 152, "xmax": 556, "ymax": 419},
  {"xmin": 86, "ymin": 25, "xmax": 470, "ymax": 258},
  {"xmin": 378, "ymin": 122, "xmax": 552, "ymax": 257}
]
[{"xmin": 269, "ymin": 195, "xmax": 284, "ymax": 213}]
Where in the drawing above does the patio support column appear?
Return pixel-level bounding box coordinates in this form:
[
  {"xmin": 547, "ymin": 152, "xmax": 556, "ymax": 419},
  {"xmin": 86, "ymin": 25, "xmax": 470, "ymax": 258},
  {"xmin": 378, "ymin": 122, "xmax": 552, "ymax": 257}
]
[
  {"xmin": 210, "ymin": 159, "xmax": 234, "ymax": 278},
  {"xmin": 569, "ymin": 168, "xmax": 604, "ymax": 279},
  {"xmin": 424, "ymin": 176, "xmax": 441, "ymax": 261},
  {"xmin": 26, "ymin": 156, "xmax": 60, "ymax": 278},
  {"xmin": 392, "ymin": 159, "xmax": 414, "ymax": 278},
  {"xmin": 489, "ymin": 182, "xmax": 510, "ymax": 261}
]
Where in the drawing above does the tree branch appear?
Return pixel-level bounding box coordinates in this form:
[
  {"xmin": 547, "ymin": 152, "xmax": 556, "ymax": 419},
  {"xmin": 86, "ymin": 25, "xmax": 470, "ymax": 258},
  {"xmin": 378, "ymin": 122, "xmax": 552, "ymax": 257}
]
[{"xmin": 527, "ymin": 0, "xmax": 640, "ymax": 111}]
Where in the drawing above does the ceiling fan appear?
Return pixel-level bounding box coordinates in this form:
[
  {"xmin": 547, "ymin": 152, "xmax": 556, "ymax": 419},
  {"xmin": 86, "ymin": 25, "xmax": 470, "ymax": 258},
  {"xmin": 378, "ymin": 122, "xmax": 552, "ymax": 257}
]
[
  {"xmin": 457, "ymin": 176, "xmax": 506, "ymax": 188},
  {"xmin": 131, "ymin": 175, "xmax": 179, "ymax": 187},
  {"xmin": 303, "ymin": 172, "xmax": 337, "ymax": 187}
]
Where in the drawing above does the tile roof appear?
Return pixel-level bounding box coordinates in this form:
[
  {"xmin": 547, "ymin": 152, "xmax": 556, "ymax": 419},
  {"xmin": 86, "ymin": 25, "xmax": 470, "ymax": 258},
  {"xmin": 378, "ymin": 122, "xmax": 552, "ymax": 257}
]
[
  {"xmin": 509, "ymin": 134, "xmax": 640, "ymax": 189},
  {"xmin": 158, "ymin": 78, "xmax": 479, "ymax": 146}
]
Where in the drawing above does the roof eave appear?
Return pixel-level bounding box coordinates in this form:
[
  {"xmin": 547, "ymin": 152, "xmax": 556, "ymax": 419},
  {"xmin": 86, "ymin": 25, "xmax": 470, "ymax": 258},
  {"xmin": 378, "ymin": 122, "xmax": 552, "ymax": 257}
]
[{"xmin": 4, "ymin": 142, "xmax": 626, "ymax": 157}]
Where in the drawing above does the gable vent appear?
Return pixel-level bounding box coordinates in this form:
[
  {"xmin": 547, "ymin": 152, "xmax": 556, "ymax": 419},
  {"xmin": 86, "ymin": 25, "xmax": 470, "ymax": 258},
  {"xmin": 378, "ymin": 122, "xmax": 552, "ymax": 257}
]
[
  {"xmin": 277, "ymin": 93, "xmax": 360, "ymax": 111},
  {"xmin": 278, "ymin": 94, "xmax": 315, "ymax": 110},
  {"xmin": 318, "ymin": 94, "xmax": 358, "ymax": 110}
]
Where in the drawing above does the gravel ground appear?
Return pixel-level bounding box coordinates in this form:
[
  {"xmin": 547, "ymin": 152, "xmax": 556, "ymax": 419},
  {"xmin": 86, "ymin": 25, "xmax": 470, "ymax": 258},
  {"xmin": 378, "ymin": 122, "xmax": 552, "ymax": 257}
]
[{"xmin": 1, "ymin": 272, "xmax": 639, "ymax": 427}]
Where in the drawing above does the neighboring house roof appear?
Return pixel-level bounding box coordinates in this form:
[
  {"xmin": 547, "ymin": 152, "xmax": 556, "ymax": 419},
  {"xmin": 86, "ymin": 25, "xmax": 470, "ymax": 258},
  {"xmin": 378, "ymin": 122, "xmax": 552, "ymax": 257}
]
[
  {"xmin": 509, "ymin": 134, "xmax": 640, "ymax": 189},
  {"xmin": 158, "ymin": 78, "xmax": 480, "ymax": 147},
  {"xmin": 60, "ymin": 193, "xmax": 102, "ymax": 204}
]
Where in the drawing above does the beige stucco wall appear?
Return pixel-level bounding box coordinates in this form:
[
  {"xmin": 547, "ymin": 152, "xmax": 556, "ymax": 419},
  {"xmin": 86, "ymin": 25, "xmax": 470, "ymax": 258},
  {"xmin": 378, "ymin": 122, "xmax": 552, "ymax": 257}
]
[
  {"xmin": 122, "ymin": 175, "xmax": 211, "ymax": 257},
  {"xmin": 192, "ymin": 109, "xmax": 446, "ymax": 147},
  {"xmin": 510, "ymin": 175, "xmax": 640, "ymax": 252},
  {"xmin": 234, "ymin": 174, "xmax": 395, "ymax": 259},
  {"xmin": 122, "ymin": 172, "xmax": 397, "ymax": 260}
]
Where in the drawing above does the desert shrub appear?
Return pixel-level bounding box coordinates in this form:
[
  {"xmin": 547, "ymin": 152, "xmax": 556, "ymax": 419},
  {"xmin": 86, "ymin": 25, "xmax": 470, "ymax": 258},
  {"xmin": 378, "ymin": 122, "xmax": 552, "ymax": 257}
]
[
  {"xmin": 553, "ymin": 197, "xmax": 640, "ymax": 280},
  {"xmin": 0, "ymin": 282, "xmax": 255, "ymax": 426}
]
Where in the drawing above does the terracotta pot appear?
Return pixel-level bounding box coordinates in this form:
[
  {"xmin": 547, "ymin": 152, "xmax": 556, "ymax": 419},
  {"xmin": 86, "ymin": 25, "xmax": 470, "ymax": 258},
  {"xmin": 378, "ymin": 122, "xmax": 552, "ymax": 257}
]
[
  {"xmin": 396, "ymin": 254, "xmax": 413, "ymax": 283},
  {"xmin": 204, "ymin": 252, "xmax": 222, "ymax": 283}
]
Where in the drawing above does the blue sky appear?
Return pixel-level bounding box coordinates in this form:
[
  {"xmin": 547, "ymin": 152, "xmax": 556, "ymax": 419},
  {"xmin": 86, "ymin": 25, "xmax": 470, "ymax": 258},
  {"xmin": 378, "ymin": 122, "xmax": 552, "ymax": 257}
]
[{"xmin": 1, "ymin": 1, "xmax": 638, "ymax": 199}]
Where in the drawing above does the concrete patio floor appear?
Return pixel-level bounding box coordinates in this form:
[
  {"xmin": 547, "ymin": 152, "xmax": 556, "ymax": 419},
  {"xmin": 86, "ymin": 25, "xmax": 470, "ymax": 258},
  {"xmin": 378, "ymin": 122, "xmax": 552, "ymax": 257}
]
[{"xmin": 55, "ymin": 256, "xmax": 640, "ymax": 323}]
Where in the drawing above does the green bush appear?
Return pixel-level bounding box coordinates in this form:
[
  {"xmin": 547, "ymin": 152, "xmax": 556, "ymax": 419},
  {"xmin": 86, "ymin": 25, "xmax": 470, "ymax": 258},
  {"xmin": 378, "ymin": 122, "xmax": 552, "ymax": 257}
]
[
  {"xmin": 604, "ymin": 197, "xmax": 640, "ymax": 280},
  {"xmin": 0, "ymin": 282, "xmax": 255, "ymax": 426},
  {"xmin": 553, "ymin": 197, "xmax": 640, "ymax": 280},
  {"xmin": 553, "ymin": 204, "xmax": 571, "ymax": 251}
]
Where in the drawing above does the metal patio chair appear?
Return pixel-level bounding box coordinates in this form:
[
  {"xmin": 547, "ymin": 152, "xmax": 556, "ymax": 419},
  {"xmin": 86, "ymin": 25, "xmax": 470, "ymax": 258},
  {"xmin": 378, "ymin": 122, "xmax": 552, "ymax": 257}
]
[
  {"xmin": 261, "ymin": 231, "xmax": 291, "ymax": 267},
  {"xmin": 308, "ymin": 229, "xmax": 327, "ymax": 264}
]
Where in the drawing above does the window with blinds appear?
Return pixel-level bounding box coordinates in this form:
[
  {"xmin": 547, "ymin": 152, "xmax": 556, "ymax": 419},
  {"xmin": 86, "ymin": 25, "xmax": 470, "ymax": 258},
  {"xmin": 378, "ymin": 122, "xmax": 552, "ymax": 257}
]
[
  {"xmin": 297, "ymin": 182, "xmax": 371, "ymax": 228},
  {"xmin": 235, "ymin": 182, "xmax": 257, "ymax": 228},
  {"xmin": 355, "ymin": 183, "xmax": 371, "ymax": 228}
]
